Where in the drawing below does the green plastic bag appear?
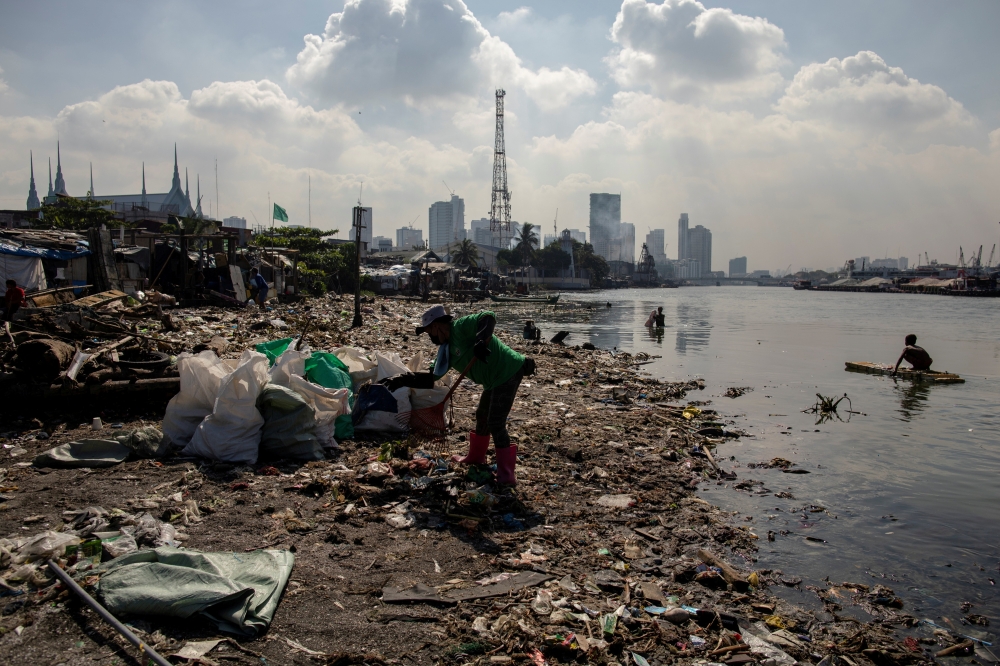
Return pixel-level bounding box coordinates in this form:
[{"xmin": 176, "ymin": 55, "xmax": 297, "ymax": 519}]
[
  {"xmin": 304, "ymin": 351, "xmax": 352, "ymax": 390},
  {"xmin": 335, "ymin": 413, "xmax": 354, "ymax": 440},
  {"xmin": 255, "ymin": 338, "xmax": 294, "ymax": 366}
]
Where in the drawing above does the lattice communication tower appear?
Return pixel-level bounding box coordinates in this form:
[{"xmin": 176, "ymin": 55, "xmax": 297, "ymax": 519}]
[{"xmin": 489, "ymin": 89, "xmax": 511, "ymax": 247}]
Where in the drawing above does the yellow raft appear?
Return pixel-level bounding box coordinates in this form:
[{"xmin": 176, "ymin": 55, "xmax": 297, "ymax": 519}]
[{"xmin": 845, "ymin": 361, "xmax": 964, "ymax": 383}]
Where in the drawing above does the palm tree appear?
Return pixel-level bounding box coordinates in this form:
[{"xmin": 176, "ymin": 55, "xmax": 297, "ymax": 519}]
[
  {"xmin": 452, "ymin": 238, "xmax": 479, "ymax": 268},
  {"xmin": 514, "ymin": 222, "xmax": 538, "ymax": 265}
]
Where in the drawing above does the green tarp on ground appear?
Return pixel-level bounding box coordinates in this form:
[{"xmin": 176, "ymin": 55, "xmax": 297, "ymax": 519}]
[
  {"xmin": 34, "ymin": 427, "xmax": 167, "ymax": 468},
  {"xmin": 93, "ymin": 546, "xmax": 294, "ymax": 636}
]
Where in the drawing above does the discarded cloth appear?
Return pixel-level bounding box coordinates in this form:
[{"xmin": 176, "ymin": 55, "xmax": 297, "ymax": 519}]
[{"xmin": 93, "ymin": 546, "xmax": 294, "ymax": 636}]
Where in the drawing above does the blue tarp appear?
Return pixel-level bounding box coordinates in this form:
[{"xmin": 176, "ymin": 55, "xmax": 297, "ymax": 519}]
[{"xmin": 0, "ymin": 241, "xmax": 91, "ymax": 260}]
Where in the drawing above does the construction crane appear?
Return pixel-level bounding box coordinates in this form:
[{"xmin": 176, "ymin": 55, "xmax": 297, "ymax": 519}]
[
  {"xmin": 987, "ymin": 244, "xmax": 996, "ymax": 269},
  {"xmin": 925, "ymin": 252, "xmax": 930, "ymax": 267},
  {"xmin": 442, "ymin": 180, "xmax": 455, "ymax": 197}
]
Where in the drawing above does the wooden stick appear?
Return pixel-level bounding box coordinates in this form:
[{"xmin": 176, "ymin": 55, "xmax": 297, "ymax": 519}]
[
  {"xmin": 697, "ymin": 549, "xmax": 749, "ymax": 592},
  {"xmin": 936, "ymin": 641, "xmax": 974, "ymax": 658},
  {"xmin": 707, "ymin": 644, "xmax": 750, "ymax": 657}
]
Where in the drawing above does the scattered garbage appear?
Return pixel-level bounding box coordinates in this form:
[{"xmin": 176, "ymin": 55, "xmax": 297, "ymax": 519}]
[{"xmin": 0, "ymin": 294, "xmax": 948, "ymax": 663}]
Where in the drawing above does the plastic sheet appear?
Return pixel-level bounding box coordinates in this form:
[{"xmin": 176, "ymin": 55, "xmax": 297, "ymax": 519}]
[{"xmin": 94, "ymin": 546, "xmax": 294, "ymax": 636}]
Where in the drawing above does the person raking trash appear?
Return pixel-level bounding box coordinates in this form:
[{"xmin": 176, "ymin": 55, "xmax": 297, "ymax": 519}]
[
  {"xmin": 382, "ymin": 305, "xmax": 534, "ymax": 486},
  {"xmin": 892, "ymin": 333, "xmax": 932, "ymax": 376}
]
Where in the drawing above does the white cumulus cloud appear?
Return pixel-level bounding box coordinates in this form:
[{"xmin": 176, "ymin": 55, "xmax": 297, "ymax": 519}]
[
  {"xmin": 775, "ymin": 51, "xmax": 977, "ymax": 146},
  {"xmin": 286, "ymin": 0, "xmax": 595, "ymax": 111},
  {"xmin": 608, "ymin": 0, "xmax": 787, "ymax": 101}
]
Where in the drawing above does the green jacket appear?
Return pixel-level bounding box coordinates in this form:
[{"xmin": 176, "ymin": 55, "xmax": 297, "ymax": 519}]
[{"xmin": 437, "ymin": 311, "xmax": 524, "ymax": 390}]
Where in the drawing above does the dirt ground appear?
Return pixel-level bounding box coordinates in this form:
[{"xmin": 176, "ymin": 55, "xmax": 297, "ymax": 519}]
[{"xmin": 0, "ymin": 295, "xmax": 945, "ymax": 665}]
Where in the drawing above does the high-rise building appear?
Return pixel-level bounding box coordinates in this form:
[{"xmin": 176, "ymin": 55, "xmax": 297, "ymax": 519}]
[
  {"xmin": 589, "ymin": 193, "xmax": 620, "ymax": 261},
  {"xmin": 428, "ymin": 194, "xmax": 465, "ymax": 251},
  {"xmin": 396, "ymin": 227, "xmax": 423, "ymax": 250},
  {"xmin": 222, "ymin": 216, "xmax": 247, "ymax": 229},
  {"xmin": 677, "ymin": 214, "xmax": 689, "ymax": 261},
  {"xmin": 687, "ymin": 225, "xmax": 711, "ymax": 276},
  {"xmin": 729, "ymin": 256, "xmax": 747, "ymax": 277},
  {"xmin": 567, "ymin": 229, "xmax": 586, "ymax": 244},
  {"xmin": 618, "ymin": 222, "xmax": 635, "ymax": 263},
  {"xmin": 372, "ymin": 236, "xmax": 393, "ymax": 252},
  {"xmin": 645, "ymin": 229, "xmax": 667, "ymax": 268}
]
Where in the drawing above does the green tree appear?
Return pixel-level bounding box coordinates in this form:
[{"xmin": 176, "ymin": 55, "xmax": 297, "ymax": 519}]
[
  {"xmin": 39, "ymin": 197, "xmax": 120, "ymax": 230},
  {"xmin": 535, "ymin": 243, "xmax": 571, "ymax": 274},
  {"xmin": 451, "ymin": 238, "xmax": 479, "ymax": 267},
  {"xmin": 570, "ymin": 240, "xmax": 609, "ymax": 287},
  {"xmin": 497, "ymin": 248, "xmax": 521, "ymax": 268},
  {"xmin": 514, "ymin": 223, "xmax": 538, "ymax": 266}
]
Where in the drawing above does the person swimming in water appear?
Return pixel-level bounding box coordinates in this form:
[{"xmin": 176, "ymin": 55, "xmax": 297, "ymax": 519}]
[{"xmin": 892, "ymin": 333, "xmax": 932, "ymax": 376}]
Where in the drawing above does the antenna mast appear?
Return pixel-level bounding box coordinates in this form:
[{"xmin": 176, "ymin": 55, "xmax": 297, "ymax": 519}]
[{"xmin": 489, "ymin": 89, "xmax": 511, "ymax": 249}]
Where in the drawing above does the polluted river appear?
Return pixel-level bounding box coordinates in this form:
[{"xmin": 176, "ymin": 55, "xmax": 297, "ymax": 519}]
[{"xmin": 501, "ymin": 286, "xmax": 1000, "ymax": 632}]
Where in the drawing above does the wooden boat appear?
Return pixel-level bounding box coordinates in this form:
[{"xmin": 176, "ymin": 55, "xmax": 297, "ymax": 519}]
[
  {"xmin": 845, "ymin": 361, "xmax": 964, "ymax": 383},
  {"xmin": 489, "ymin": 293, "xmax": 560, "ymax": 304}
]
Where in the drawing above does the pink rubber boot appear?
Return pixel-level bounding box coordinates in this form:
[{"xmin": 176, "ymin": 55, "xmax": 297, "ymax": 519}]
[
  {"xmin": 495, "ymin": 446, "xmax": 518, "ymax": 486},
  {"xmin": 452, "ymin": 432, "xmax": 489, "ymax": 465}
]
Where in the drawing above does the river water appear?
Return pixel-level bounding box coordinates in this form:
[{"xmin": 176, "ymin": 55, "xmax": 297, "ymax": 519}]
[{"xmin": 498, "ymin": 287, "xmax": 1000, "ymax": 629}]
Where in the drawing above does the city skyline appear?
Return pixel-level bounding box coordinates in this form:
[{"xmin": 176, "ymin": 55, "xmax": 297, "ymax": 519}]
[{"xmin": 1, "ymin": 1, "xmax": 998, "ymax": 268}]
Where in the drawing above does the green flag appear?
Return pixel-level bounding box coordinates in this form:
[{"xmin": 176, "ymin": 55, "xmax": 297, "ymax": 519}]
[{"xmin": 273, "ymin": 203, "xmax": 288, "ymax": 223}]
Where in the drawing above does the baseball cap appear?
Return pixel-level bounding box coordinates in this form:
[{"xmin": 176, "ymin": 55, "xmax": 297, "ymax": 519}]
[{"xmin": 416, "ymin": 304, "xmax": 450, "ymax": 334}]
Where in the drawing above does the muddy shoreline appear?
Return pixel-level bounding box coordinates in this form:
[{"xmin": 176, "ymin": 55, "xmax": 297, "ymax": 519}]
[{"xmin": 0, "ymin": 295, "xmax": 945, "ymax": 665}]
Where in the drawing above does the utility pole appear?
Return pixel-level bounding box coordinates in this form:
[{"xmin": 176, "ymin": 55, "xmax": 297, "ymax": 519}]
[{"xmin": 352, "ymin": 186, "xmax": 365, "ymax": 328}]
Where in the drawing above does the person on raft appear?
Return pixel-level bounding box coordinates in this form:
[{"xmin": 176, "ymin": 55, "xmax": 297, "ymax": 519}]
[
  {"xmin": 382, "ymin": 305, "xmax": 535, "ymax": 485},
  {"xmin": 892, "ymin": 333, "xmax": 933, "ymax": 376}
]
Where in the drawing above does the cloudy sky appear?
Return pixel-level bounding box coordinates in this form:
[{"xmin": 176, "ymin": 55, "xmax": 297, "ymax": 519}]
[{"xmin": 2, "ymin": 0, "xmax": 999, "ymax": 271}]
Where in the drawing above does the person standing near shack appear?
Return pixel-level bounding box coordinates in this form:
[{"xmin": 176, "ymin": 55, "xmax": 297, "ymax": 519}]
[
  {"xmin": 248, "ymin": 268, "xmax": 269, "ymax": 309},
  {"xmin": 384, "ymin": 305, "xmax": 534, "ymax": 485},
  {"xmin": 4, "ymin": 280, "xmax": 26, "ymax": 321}
]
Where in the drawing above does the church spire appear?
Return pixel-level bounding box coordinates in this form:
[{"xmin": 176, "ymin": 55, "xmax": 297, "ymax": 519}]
[
  {"xmin": 171, "ymin": 143, "xmax": 181, "ymax": 191},
  {"xmin": 54, "ymin": 141, "xmax": 68, "ymax": 196},
  {"xmin": 27, "ymin": 151, "xmax": 40, "ymax": 210},
  {"xmin": 196, "ymin": 174, "xmax": 202, "ymax": 217},
  {"xmin": 89, "ymin": 162, "xmax": 95, "ymax": 198},
  {"xmin": 48, "ymin": 158, "xmax": 54, "ymax": 197}
]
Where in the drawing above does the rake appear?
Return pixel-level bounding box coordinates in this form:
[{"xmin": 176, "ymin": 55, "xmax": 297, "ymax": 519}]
[{"xmin": 403, "ymin": 358, "xmax": 476, "ymax": 436}]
